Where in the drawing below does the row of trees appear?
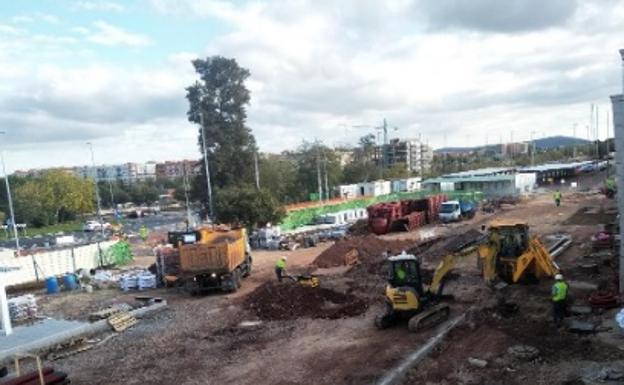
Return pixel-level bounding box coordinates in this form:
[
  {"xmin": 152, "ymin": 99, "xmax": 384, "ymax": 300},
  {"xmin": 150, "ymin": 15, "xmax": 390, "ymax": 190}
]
[{"xmin": 0, "ymin": 171, "xmax": 95, "ymax": 227}]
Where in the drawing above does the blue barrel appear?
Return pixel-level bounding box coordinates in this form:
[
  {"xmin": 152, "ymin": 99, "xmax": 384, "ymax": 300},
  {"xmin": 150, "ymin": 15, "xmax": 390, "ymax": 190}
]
[
  {"xmin": 63, "ymin": 273, "xmax": 78, "ymax": 291},
  {"xmin": 46, "ymin": 276, "xmax": 59, "ymax": 294}
]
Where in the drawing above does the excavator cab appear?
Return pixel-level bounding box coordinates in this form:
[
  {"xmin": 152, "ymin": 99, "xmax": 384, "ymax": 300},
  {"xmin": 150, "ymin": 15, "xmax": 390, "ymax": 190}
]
[
  {"xmin": 387, "ymin": 254, "xmax": 423, "ymax": 291},
  {"xmin": 376, "ymin": 252, "xmax": 451, "ymax": 332}
]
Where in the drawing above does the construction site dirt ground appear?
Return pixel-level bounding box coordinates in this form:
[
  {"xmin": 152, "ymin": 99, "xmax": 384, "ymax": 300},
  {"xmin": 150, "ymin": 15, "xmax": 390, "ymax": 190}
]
[{"xmin": 28, "ymin": 188, "xmax": 623, "ymax": 385}]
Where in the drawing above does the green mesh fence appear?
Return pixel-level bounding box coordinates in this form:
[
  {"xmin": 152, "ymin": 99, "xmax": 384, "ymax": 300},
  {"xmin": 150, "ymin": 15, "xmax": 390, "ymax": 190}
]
[
  {"xmin": 103, "ymin": 241, "xmax": 134, "ymax": 266},
  {"xmin": 279, "ymin": 190, "xmax": 483, "ymax": 231}
]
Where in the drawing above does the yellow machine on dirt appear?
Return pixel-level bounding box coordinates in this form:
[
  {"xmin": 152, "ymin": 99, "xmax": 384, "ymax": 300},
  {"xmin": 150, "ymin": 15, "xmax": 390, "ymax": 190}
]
[
  {"xmin": 375, "ymin": 246, "xmax": 477, "ymax": 332},
  {"xmin": 376, "ymin": 222, "xmax": 560, "ymax": 332},
  {"xmin": 478, "ymin": 221, "xmax": 560, "ymax": 284}
]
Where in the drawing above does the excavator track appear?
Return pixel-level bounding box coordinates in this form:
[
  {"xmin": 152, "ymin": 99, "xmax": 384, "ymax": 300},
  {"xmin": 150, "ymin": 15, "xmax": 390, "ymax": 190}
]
[{"xmin": 407, "ymin": 304, "xmax": 450, "ymax": 332}]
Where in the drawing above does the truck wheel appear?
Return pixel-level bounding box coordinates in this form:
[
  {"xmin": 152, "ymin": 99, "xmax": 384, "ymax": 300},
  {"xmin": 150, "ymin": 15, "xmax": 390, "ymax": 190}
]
[
  {"xmin": 224, "ymin": 275, "xmax": 237, "ymax": 293},
  {"xmin": 234, "ymin": 269, "xmax": 242, "ymax": 289},
  {"xmin": 242, "ymin": 256, "xmax": 252, "ymax": 277}
]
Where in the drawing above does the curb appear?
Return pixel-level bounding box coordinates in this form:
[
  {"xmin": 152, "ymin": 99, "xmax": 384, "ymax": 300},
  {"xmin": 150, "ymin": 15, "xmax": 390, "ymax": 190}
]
[{"xmin": 0, "ymin": 300, "xmax": 167, "ymax": 363}]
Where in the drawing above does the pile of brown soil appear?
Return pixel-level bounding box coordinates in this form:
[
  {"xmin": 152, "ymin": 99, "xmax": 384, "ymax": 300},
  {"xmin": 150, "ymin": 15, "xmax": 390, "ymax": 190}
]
[
  {"xmin": 419, "ymin": 229, "xmax": 483, "ymax": 262},
  {"xmin": 243, "ymin": 282, "xmax": 368, "ymax": 321},
  {"xmin": 312, "ymin": 234, "xmax": 416, "ymax": 268}
]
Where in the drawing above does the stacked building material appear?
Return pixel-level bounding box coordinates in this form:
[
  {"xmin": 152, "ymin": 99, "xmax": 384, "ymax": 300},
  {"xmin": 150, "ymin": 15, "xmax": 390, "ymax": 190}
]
[
  {"xmin": 8, "ymin": 294, "xmax": 37, "ymax": 322},
  {"xmin": 119, "ymin": 270, "xmax": 157, "ymax": 291},
  {"xmin": 155, "ymin": 246, "xmax": 180, "ymax": 277}
]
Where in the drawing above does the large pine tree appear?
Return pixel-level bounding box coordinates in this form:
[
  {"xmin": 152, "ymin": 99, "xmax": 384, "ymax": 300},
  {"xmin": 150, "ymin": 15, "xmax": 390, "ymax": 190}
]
[{"xmin": 186, "ymin": 56, "xmax": 257, "ymax": 189}]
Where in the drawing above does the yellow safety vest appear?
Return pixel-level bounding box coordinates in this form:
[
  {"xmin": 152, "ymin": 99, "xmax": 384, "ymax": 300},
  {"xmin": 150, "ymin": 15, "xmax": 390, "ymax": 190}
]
[
  {"xmin": 552, "ymin": 281, "xmax": 568, "ymax": 302},
  {"xmin": 276, "ymin": 259, "xmax": 286, "ymax": 269}
]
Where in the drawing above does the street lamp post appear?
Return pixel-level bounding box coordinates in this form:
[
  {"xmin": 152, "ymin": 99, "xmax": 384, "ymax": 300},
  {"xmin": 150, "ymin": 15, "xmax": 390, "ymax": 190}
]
[
  {"xmin": 86, "ymin": 142, "xmax": 104, "ymax": 237},
  {"xmin": 0, "ymin": 131, "xmax": 20, "ymax": 254},
  {"xmin": 198, "ymin": 98, "xmax": 214, "ymax": 221}
]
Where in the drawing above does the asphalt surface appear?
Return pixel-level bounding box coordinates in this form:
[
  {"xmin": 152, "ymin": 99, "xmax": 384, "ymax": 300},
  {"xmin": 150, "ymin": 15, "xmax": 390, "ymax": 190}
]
[{"xmin": 0, "ymin": 211, "xmax": 190, "ymax": 251}]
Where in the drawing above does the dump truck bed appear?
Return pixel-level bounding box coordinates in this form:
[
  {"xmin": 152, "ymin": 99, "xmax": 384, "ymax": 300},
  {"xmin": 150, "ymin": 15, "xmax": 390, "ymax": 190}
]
[{"xmin": 179, "ymin": 229, "xmax": 246, "ymax": 274}]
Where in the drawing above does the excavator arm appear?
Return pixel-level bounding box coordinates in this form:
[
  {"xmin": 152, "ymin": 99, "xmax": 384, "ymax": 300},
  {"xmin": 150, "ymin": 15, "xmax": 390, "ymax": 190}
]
[{"xmin": 428, "ymin": 245, "xmax": 478, "ymax": 296}]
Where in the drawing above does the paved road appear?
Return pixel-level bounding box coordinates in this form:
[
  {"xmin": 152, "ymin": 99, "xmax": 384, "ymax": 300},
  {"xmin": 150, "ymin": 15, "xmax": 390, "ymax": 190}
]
[{"xmin": 0, "ymin": 211, "xmax": 191, "ymax": 251}]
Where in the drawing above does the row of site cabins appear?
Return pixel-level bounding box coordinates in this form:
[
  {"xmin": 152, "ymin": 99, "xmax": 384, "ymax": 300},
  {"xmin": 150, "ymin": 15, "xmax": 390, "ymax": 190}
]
[
  {"xmin": 337, "ymin": 160, "xmax": 608, "ymax": 200},
  {"xmin": 337, "ymin": 178, "xmax": 422, "ymax": 200}
]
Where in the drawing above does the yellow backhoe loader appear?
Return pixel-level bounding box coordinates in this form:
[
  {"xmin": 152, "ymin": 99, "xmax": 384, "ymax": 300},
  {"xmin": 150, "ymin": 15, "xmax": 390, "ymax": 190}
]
[
  {"xmin": 478, "ymin": 221, "xmax": 560, "ymax": 284},
  {"xmin": 375, "ymin": 222, "xmax": 560, "ymax": 332}
]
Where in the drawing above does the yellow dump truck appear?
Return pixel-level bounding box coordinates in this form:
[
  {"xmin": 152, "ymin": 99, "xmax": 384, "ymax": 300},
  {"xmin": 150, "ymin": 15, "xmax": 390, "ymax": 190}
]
[{"xmin": 179, "ymin": 227, "xmax": 252, "ymax": 294}]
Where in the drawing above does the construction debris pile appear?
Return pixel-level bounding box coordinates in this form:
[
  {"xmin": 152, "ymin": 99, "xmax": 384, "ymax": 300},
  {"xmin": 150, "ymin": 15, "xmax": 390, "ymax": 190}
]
[
  {"xmin": 244, "ymin": 282, "xmax": 368, "ymax": 320},
  {"xmin": 313, "ymin": 234, "xmax": 415, "ymax": 268},
  {"xmin": 154, "ymin": 246, "xmax": 181, "ymax": 277},
  {"xmin": 8, "ymin": 294, "xmax": 37, "ymax": 322}
]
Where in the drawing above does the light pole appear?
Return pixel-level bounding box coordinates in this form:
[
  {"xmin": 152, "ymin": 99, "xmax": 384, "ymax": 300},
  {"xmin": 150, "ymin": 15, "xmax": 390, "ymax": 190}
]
[
  {"xmin": 86, "ymin": 142, "xmax": 104, "ymax": 237},
  {"xmin": 198, "ymin": 97, "xmax": 214, "ymax": 221},
  {"xmin": 0, "ymin": 131, "xmax": 20, "ymax": 254},
  {"xmin": 530, "ymin": 131, "xmax": 537, "ymax": 167}
]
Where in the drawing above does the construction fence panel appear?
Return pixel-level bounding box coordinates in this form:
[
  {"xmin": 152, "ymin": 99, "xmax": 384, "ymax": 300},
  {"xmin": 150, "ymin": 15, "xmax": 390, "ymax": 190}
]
[{"xmin": 0, "ymin": 241, "xmax": 117, "ymax": 286}]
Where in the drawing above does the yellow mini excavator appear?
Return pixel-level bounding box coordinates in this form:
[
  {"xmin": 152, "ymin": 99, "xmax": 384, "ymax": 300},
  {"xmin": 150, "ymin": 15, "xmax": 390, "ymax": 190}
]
[
  {"xmin": 375, "ymin": 222, "xmax": 561, "ymax": 332},
  {"xmin": 375, "ymin": 246, "xmax": 478, "ymax": 332}
]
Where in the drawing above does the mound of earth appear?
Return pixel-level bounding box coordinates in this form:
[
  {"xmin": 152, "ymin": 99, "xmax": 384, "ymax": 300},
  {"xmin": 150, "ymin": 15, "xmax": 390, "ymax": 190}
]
[
  {"xmin": 244, "ymin": 282, "xmax": 368, "ymax": 321},
  {"xmin": 313, "ymin": 234, "xmax": 415, "ymax": 268}
]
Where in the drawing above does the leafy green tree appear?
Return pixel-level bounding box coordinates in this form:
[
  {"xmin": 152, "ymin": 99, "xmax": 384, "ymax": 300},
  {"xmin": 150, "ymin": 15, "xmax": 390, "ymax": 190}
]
[
  {"xmin": 342, "ymin": 161, "xmax": 382, "ymax": 184},
  {"xmin": 285, "ymin": 141, "xmax": 343, "ymax": 201},
  {"xmin": 384, "ymin": 162, "xmax": 411, "ymax": 179},
  {"xmin": 186, "ymin": 56, "xmax": 257, "ymax": 194},
  {"xmin": 258, "ymin": 154, "xmax": 299, "ymax": 204},
  {"xmin": 215, "ymin": 186, "xmax": 285, "ymax": 227},
  {"xmin": 14, "ymin": 171, "xmax": 94, "ymax": 226}
]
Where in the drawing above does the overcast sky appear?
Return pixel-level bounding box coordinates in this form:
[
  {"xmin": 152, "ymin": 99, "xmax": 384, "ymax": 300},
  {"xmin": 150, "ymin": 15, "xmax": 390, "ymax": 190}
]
[{"xmin": 0, "ymin": 0, "xmax": 622, "ymax": 173}]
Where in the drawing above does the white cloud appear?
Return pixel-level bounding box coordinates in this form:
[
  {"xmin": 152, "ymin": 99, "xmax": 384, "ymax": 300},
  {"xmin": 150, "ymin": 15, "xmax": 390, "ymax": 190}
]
[
  {"xmin": 0, "ymin": 24, "xmax": 23, "ymax": 35},
  {"xmin": 86, "ymin": 21, "xmax": 151, "ymax": 46},
  {"xmin": 11, "ymin": 15, "xmax": 34, "ymax": 24},
  {"xmin": 72, "ymin": 1, "xmax": 125, "ymax": 12},
  {"xmin": 1, "ymin": 0, "xmax": 624, "ymax": 173}
]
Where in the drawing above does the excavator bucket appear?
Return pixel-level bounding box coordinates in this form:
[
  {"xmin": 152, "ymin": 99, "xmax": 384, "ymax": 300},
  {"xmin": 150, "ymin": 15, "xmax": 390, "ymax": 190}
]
[{"xmin": 511, "ymin": 237, "xmax": 559, "ymax": 283}]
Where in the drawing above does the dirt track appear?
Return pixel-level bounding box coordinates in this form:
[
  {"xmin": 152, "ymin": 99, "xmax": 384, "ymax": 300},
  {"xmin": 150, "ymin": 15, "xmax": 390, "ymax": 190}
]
[{"xmin": 34, "ymin": 181, "xmax": 623, "ymax": 385}]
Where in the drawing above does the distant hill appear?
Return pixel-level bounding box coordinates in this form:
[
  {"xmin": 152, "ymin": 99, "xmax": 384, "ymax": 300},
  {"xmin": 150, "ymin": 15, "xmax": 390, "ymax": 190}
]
[
  {"xmin": 533, "ymin": 136, "xmax": 591, "ymax": 149},
  {"xmin": 435, "ymin": 136, "xmax": 591, "ymax": 153}
]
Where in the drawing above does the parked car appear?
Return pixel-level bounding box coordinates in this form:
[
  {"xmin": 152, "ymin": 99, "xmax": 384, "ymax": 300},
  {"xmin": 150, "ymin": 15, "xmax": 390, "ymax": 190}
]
[{"xmin": 83, "ymin": 221, "xmax": 111, "ymax": 232}]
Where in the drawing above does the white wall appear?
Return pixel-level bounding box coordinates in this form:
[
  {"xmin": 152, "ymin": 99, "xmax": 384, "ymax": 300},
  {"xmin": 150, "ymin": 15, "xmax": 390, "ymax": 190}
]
[
  {"xmin": 338, "ymin": 184, "xmax": 358, "ymax": 199},
  {"xmin": 611, "ymin": 94, "xmax": 624, "ymax": 293},
  {"xmin": 514, "ymin": 173, "xmax": 536, "ymax": 194},
  {"xmin": 0, "ymin": 241, "xmax": 117, "ymax": 286}
]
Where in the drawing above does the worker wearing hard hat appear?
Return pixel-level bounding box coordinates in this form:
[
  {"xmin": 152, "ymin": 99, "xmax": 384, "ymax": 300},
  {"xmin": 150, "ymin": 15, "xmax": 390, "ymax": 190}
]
[
  {"xmin": 552, "ymin": 273, "xmax": 568, "ymax": 328},
  {"xmin": 275, "ymin": 256, "xmax": 288, "ymax": 282}
]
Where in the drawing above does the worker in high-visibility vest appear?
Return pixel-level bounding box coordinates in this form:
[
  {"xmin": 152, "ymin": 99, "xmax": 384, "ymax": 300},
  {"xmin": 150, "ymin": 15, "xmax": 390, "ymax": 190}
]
[
  {"xmin": 553, "ymin": 190, "xmax": 562, "ymax": 207},
  {"xmin": 275, "ymin": 256, "xmax": 288, "ymax": 282},
  {"xmin": 552, "ymin": 273, "xmax": 568, "ymax": 327}
]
